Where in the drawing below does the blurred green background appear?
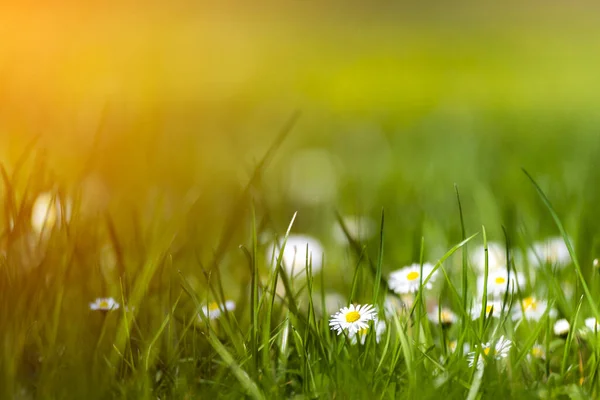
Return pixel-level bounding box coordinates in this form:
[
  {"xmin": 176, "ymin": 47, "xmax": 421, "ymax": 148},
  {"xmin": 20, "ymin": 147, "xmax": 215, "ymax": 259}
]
[{"xmin": 1, "ymin": 1, "xmax": 600, "ymax": 277}]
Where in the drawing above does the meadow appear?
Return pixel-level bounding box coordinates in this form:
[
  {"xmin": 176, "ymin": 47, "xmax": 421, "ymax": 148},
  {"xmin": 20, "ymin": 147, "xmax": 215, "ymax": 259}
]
[{"xmin": 3, "ymin": 2, "xmax": 600, "ymax": 399}]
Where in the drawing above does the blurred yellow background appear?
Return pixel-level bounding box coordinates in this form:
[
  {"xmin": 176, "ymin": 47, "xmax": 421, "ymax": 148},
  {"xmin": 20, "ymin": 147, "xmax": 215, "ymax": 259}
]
[{"xmin": 1, "ymin": 2, "xmax": 600, "ymax": 199}]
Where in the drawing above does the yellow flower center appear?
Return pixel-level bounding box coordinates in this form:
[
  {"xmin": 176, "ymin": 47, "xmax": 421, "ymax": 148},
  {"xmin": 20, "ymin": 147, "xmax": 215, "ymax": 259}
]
[
  {"xmin": 485, "ymin": 305, "xmax": 494, "ymax": 313},
  {"xmin": 483, "ymin": 347, "xmax": 494, "ymax": 356},
  {"xmin": 532, "ymin": 347, "xmax": 544, "ymax": 358},
  {"xmin": 346, "ymin": 311, "xmax": 361, "ymax": 323},
  {"xmin": 440, "ymin": 311, "xmax": 453, "ymax": 323},
  {"xmin": 523, "ymin": 297, "xmax": 537, "ymax": 310},
  {"xmin": 358, "ymin": 327, "xmax": 369, "ymax": 335},
  {"xmin": 407, "ymin": 271, "xmax": 420, "ymax": 281},
  {"xmin": 208, "ymin": 302, "xmax": 220, "ymax": 311},
  {"xmin": 495, "ymin": 276, "xmax": 506, "ymax": 284},
  {"xmin": 99, "ymin": 300, "xmax": 109, "ymax": 308}
]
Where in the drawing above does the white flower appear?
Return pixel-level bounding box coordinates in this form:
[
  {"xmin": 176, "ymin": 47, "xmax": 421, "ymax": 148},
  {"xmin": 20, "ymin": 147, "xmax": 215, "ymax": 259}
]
[
  {"xmin": 528, "ymin": 237, "xmax": 571, "ymax": 269},
  {"xmin": 333, "ymin": 215, "xmax": 376, "ymax": 244},
  {"xmin": 321, "ymin": 292, "xmax": 346, "ymax": 315},
  {"xmin": 388, "ymin": 263, "xmax": 437, "ymax": 294},
  {"xmin": 585, "ymin": 317, "xmax": 600, "ymax": 332},
  {"xmin": 200, "ymin": 300, "xmax": 236, "ymax": 320},
  {"xmin": 467, "ymin": 336, "xmax": 512, "ymax": 368},
  {"xmin": 266, "ymin": 234, "xmax": 324, "ymax": 277},
  {"xmin": 373, "ymin": 319, "xmax": 387, "ymax": 342},
  {"xmin": 428, "ymin": 306, "xmax": 457, "ymax": 327},
  {"xmin": 512, "ymin": 297, "xmax": 556, "ymax": 321},
  {"xmin": 477, "ymin": 270, "xmax": 524, "ymax": 298},
  {"xmin": 469, "ymin": 242, "xmax": 507, "ymax": 273},
  {"xmin": 554, "ymin": 319, "xmax": 570, "ymax": 337},
  {"xmin": 470, "ymin": 300, "xmax": 504, "ymax": 320},
  {"xmin": 349, "ymin": 320, "xmax": 387, "ymax": 345},
  {"xmin": 383, "ymin": 295, "xmax": 405, "ymax": 318},
  {"xmin": 90, "ymin": 297, "xmax": 120, "ymax": 311},
  {"xmin": 31, "ymin": 191, "xmax": 72, "ymax": 235},
  {"xmin": 448, "ymin": 340, "xmax": 470, "ymax": 354},
  {"xmin": 530, "ymin": 344, "xmax": 546, "ymax": 360},
  {"xmin": 329, "ymin": 304, "xmax": 377, "ymax": 335}
]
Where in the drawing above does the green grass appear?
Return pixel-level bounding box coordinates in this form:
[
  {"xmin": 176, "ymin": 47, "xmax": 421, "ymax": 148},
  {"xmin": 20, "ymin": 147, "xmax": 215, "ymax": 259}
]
[{"xmin": 2, "ymin": 113, "xmax": 600, "ymax": 400}]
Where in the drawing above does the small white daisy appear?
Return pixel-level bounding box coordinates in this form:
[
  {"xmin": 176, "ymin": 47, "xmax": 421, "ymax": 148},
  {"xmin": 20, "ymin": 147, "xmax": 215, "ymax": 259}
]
[
  {"xmin": 329, "ymin": 304, "xmax": 377, "ymax": 335},
  {"xmin": 383, "ymin": 295, "xmax": 405, "ymax": 318},
  {"xmin": 528, "ymin": 237, "xmax": 571, "ymax": 269},
  {"xmin": 90, "ymin": 297, "xmax": 120, "ymax": 311},
  {"xmin": 349, "ymin": 319, "xmax": 387, "ymax": 345},
  {"xmin": 200, "ymin": 300, "xmax": 236, "ymax": 320},
  {"xmin": 470, "ymin": 300, "xmax": 504, "ymax": 320},
  {"xmin": 388, "ymin": 263, "xmax": 437, "ymax": 294},
  {"xmin": 469, "ymin": 242, "xmax": 507, "ymax": 273},
  {"xmin": 467, "ymin": 336, "xmax": 512, "ymax": 368},
  {"xmin": 529, "ymin": 344, "xmax": 546, "ymax": 360},
  {"xmin": 512, "ymin": 296, "xmax": 555, "ymax": 321},
  {"xmin": 266, "ymin": 234, "xmax": 324, "ymax": 277},
  {"xmin": 321, "ymin": 292, "xmax": 346, "ymax": 315},
  {"xmin": 428, "ymin": 306, "xmax": 457, "ymax": 327},
  {"xmin": 554, "ymin": 318, "xmax": 570, "ymax": 337},
  {"xmin": 31, "ymin": 191, "xmax": 73, "ymax": 235},
  {"xmin": 585, "ymin": 317, "xmax": 600, "ymax": 332},
  {"xmin": 477, "ymin": 270, "xmax": 524, "ymax": 298}
]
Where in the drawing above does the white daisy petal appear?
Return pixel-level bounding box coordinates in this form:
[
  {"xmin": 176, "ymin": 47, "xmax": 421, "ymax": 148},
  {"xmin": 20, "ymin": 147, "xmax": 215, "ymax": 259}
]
[
  {"xmin": 200, "ymin": 300, "xmax": 236, "ymax": 320},
  {"xmin": 469, "ymin": 242, "xmax": 507, "ymax": 273},
  {"xmin": 585, "ymin": 317, "xmax": 600, "ymax": 332}
]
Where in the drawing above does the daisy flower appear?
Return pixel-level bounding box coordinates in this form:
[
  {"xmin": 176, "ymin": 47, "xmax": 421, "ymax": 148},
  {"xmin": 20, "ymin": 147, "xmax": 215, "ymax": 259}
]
[
  {"xmin": 31, "ymin": 191, "xmax": 73, "ymax": 235},
  {"xmin": 512, "ymin": 296, "xmax": 556, "ymax": 321},
  {"xmin": 200, "ymin": 300, "xmax": 236, "ymax": 320},
  {"xmin": 469, "ymin": 242, "xmax": 507, "ymax": 273},
  {"xmin": 90, "ymin": 297, "xmax": 120, "ymax": 311},
  {"xmin": 477, "ymin": 270, "xmax": 524, "ymax": 298},
  {"xmin": 319, "ymin": 292, "xmax": 346, "ymax": 315},
  {"xmin": 554, "ymin": 319, "xmax": 570, "ymax": 338},
  {"xmin": 349, "ymin": 320, "xmax": 387, "ymax": 345},
  {"xmin": 470, "ymin": 300, "xmax": 504, "ymax": 320},
  {"xmin": 529, "ymin": 344, "xmax": 546, "ymax": 360},
  {"xmin": 428, "ymin": 306, "xmax": 457, "ymax": 327},
  {"xmin": 585, "ymin": 317, "xmax": 600, "ymax": 332},
  {"xmin": 388, "ymin": 263, "xmax": 437, "ymax": 294},
  {"xmin": 528, "ymin": 237, "xmax": 571, "ymax": 269},
  {"xmin": 467, "ymin": 336, "xmax": 512, "ymax": 368},
  {"xmin": 266, "ymin": 234, "xmax": 324, "ymax": 277},
  {"xmin": 383, "ymin": 295, "xmax": 405, "ymax": 318},
  {"xmin": 448, "ymin": 340, "xmax": 470, "ymax": 354},
  {"xmin": 329, "ymin": 304, "xmax": 377, "ymax": 335}
]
